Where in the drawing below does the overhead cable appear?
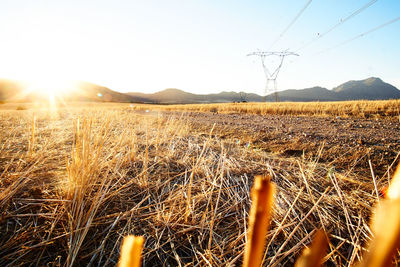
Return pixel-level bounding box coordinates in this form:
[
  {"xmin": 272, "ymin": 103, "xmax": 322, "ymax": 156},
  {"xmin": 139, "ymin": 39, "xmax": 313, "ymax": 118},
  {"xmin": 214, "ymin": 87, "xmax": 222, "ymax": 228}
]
[
  {"xmin": 268, "ymin": 0, "xmax": 313, "ymax": 50},
  {"xmin": 317, "ymin": 16, "xmax": 400, "ymax": 54},
  {"xmin": 296, "ymin": 0, "xmax": 378, "ymax": 52}
]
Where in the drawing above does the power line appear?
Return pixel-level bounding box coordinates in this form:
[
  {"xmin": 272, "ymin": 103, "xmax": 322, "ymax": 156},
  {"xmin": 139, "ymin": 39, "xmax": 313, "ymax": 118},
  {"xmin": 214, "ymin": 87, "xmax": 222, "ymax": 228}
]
[
  {"xmin": 317, "ymin": 16, "xmax": 400, "ymax": 55},
  {"xmin": 268, "ymin": 0, "xmax": 313, "ymax": 50},
  {"xmin": 295, "ymin": 0, "xmax": 378, "ymax": 52}
]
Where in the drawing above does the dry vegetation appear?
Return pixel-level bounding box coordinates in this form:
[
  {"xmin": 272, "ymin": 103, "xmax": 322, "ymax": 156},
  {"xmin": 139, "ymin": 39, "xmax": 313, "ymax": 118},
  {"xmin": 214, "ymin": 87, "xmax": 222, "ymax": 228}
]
[
  {"xmin": 0, "ymin": 102, "xmax": 398, "ymax": 266},
  {"xmin": 132, "ymin": 99, "xmax": 400, "ymax": 118}
]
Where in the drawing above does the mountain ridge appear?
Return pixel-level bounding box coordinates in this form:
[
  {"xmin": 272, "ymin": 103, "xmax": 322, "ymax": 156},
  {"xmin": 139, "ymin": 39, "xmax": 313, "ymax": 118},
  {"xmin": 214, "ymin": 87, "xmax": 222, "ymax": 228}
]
[
  {"xmin": 0, "ymin": 77, "xmax": 399, "ymax": 103},
  {"xmin": 127, "ymin": 77, "xmax": 400, "ymax": 103},
  {"xmin": 330, "ymin": 77, "xmax": 400, "ymax": 100}
]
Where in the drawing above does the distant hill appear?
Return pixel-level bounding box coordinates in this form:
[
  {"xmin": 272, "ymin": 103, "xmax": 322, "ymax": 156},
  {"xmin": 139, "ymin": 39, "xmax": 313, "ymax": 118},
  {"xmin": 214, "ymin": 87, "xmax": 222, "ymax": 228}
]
[
  {"xmin": 332, "ymin": 77, "xmax": 400, "ymax": 100},
  {"xmin": 0, "ymin": 79, "xmax": 24, "ymax": 101},
  {"xmin": 1, "ymin": 77, "xmax": 399, "ymax": 103},
  {"xmin": 66, "ymin": 82, "xmax": 150, "ymax": 103},
  {"xmin": 127, "ymin": 89, "xmax": 262, "ymax": 104},
  {"xmin": 128, "ymin": 77, "xmax": 400, "ymax": 103},
  {"xmin": 0, "ymin": 80, "xmax": 149, "ymax": 103},
  {"xmin": 270, "ymin": 77, "xmax": 400, "ymax": 102},
  {"xmin": 265, "ymin": 86, "xmax": 339, "ymax": 102}
]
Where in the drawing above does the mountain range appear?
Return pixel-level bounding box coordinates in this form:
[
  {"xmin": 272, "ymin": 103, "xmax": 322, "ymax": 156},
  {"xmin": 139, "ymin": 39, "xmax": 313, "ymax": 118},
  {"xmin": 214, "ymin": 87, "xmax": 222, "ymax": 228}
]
[
  {"xmin": 127, "ymin": 77, "xmax": 400, "ymax": 103},
  {"xmin": 0, "ymin": 77, "xmax": 399, "ymax": 104},
  {"xmin": 262, "ymin": 77, "xmax": 400, "ymax": 102}
]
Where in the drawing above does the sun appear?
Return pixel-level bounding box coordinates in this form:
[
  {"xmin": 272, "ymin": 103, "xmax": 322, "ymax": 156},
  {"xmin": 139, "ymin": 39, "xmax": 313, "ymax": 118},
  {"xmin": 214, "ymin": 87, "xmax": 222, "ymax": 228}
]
[
  {"xmin": 21, "ymin": 74, "xmax": 79, "ymax": 113},
  {"xmin": 26, "ymin": 76, "xmax": 78, "ymax": 98}
]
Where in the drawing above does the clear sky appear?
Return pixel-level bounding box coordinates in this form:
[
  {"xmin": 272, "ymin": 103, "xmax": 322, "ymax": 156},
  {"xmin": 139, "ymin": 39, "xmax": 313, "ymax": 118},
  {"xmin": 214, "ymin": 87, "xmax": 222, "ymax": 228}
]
[{"xmin": 0, "ymin": 0, "xmax": 399, "ymax": 95}]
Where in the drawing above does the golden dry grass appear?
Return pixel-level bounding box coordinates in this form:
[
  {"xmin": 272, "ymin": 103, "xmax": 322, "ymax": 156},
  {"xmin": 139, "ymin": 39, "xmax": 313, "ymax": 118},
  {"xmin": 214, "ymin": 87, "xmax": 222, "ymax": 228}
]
[
  {"xmin": 0, "ymin": 102, "xmax": 397, "ymax": 266},
  {"xmin": 131, "ymin": 99, "xmax": 400, "ymax": 118}
]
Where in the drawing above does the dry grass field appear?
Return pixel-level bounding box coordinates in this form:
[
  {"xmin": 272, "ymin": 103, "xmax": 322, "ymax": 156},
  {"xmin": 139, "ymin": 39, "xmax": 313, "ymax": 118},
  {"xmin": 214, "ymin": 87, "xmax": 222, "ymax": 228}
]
[
  {"xmin": 132, "ymin": 99, "xmax": 400, "ymax": 118},
  {"xmin": 0, "ymin": 101, "xmax": 399, "ymax": 266}
]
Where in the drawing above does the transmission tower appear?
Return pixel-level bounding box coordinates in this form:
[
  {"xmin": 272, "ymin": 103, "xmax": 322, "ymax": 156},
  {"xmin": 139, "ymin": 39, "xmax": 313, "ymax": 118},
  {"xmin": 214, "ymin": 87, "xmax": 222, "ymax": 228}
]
[{"xmin": 247, "ymin": 51, "xmax": 299, "ymax": 101}]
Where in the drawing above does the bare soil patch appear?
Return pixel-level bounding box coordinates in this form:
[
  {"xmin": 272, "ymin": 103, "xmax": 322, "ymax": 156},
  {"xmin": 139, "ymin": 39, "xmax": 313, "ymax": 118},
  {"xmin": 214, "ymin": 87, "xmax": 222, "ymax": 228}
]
[{"xmin": 168, "ymin": 111, "xmax": 400, "ymax": 177}]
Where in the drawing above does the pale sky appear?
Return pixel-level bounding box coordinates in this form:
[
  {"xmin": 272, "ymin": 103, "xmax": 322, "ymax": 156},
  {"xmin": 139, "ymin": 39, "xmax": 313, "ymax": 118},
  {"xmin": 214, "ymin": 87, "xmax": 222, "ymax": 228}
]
[{"xmin": 0, "ymin": 0, "xmax": 399, "ymax": 95}]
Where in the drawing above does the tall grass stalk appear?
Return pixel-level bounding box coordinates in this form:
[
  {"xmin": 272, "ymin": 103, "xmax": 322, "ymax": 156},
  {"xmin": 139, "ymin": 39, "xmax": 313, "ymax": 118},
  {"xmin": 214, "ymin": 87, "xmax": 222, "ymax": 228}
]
[
  {"xmin": 28, "ymin": 115, "xmax": 36, "ymax": 155},
  {"xmin": 243, "ymin": 175, "xmax": 275, "ymax": 267}
]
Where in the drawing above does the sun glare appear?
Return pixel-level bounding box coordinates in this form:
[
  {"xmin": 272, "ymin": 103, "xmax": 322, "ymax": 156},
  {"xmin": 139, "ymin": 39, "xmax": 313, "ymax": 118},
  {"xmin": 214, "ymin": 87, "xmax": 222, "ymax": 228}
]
[
  {"xmin": 26, "ymin": 77, "xmax": 77, "ymax": 97},
  {"xmin": 22, "ymin": 75, "xmax": 79, "ymax": 115}
]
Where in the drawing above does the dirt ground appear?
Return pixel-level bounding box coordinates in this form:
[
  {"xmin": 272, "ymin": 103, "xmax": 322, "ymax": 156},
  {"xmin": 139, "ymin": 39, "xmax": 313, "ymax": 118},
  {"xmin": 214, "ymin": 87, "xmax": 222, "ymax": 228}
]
[{"xmin": 164, "ymin": 111, "xmax": 400, "ymax": 177}]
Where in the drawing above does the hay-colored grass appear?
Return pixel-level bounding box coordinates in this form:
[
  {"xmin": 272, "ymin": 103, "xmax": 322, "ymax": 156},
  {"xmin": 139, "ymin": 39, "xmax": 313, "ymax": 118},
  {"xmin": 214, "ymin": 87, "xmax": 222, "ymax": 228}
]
[
  {"xmin": 132, "ymin": 99, "xmax": 400, "ymax": 118},
  {"xmin": 0, "ymin": 103, "xmax": 397, "ymax": 266}
]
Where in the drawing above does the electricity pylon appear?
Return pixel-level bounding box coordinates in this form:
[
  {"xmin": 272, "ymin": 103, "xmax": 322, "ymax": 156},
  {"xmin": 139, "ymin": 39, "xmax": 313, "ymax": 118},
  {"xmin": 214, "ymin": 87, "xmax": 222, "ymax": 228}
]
[{"xmin": 247, "ymin": 51, "xmax": 299, "ymax": 102}]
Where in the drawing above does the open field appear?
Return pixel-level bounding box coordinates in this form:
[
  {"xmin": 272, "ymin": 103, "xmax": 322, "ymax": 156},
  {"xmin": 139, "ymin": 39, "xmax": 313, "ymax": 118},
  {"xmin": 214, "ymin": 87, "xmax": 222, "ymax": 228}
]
[
  {"xmin": 132, "ymin": 99, "xmax": 400, "ymax": 118},
  {"xmin": 0, "ymin": 102, "xmax": 399, "ymax": 266}
]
